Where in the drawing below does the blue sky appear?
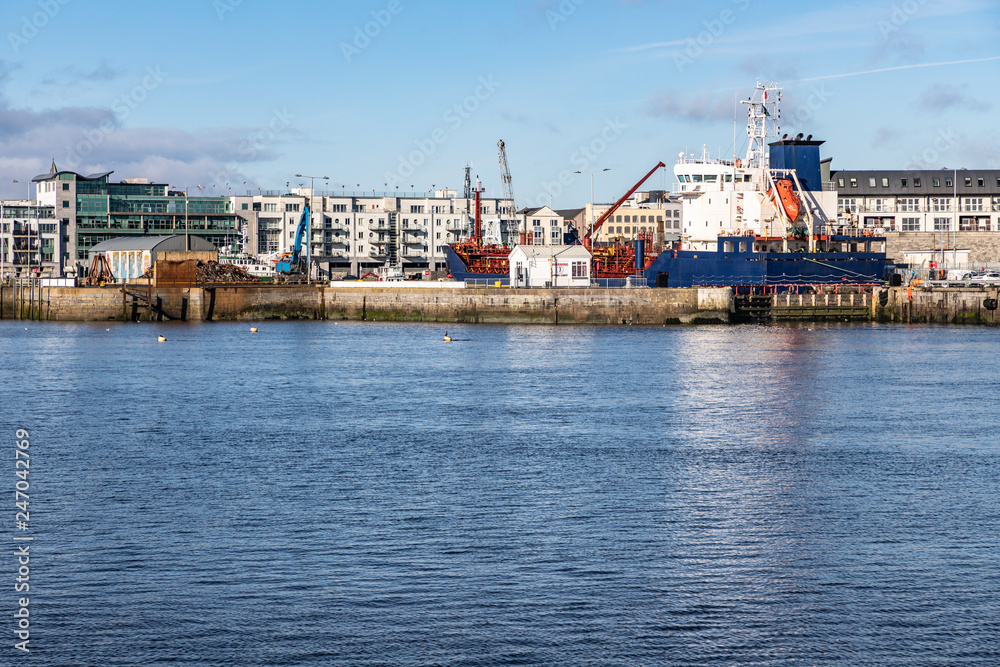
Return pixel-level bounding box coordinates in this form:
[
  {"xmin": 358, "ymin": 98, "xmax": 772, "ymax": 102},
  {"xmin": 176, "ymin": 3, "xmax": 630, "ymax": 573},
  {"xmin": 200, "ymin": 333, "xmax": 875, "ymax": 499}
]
[{"xmin": 1, "ymin": 0, "xmax": 998, "ymax": 205}]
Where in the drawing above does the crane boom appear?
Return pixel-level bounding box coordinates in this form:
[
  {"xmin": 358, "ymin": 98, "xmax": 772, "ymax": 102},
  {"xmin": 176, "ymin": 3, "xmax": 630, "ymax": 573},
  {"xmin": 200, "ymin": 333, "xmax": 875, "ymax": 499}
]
[
  {"xmin": 274, "ymin": 203, "xmax": 311, "ymax": 274},
  {"xmin": 497, "ymin": 139, "xmax": 520, "ymax": 244},
  {"xmin": 584, "ymin": 162, "xmax": 666, "ymax": 250}
]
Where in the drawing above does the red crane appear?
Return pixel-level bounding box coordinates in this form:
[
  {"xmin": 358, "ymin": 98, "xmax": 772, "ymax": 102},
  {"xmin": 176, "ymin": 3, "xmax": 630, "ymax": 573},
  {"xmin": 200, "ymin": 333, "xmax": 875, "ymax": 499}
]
[{"xmin": 583, "ymin": 161, "xmax": 666, "ymax": 250}]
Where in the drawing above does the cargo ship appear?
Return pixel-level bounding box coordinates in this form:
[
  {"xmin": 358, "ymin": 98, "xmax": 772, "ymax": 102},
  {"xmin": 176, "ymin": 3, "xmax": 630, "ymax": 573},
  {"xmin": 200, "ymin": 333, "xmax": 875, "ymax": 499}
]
[{"xmin": 447, "ymin": 80, "xmax": 888, "ymax": 289}]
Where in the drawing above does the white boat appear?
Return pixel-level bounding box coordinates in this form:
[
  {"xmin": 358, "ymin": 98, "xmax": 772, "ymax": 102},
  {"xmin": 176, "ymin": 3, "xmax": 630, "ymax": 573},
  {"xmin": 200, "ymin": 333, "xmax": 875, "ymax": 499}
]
[{"xmin": 219, "ymin": 255, "xmax": 277, "ymax": 278}]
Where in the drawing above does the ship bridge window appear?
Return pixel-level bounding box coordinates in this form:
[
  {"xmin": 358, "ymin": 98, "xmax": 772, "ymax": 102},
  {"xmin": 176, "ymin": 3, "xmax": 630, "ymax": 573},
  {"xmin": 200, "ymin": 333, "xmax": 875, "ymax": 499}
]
[
  {"xmin": 725, "ymin": 174, "xmax": 732, "ymax": 182},
  {"xmin": 705, "ymin": 175, "xmax": 717, "ymax": 183},
  {"xmin": 743, "ymin": 175, "xmax": 752, "ymax": 182},
  {"xmin": 692, "ymin": 175, "xmax": 703, "ymax": 183}
]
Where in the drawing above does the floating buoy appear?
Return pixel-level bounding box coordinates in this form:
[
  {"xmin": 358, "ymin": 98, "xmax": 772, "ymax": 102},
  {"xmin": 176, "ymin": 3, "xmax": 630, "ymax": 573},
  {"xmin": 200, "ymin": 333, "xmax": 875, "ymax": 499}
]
[
  {"xmin": 158, "ymin": 335, "xmax": 166, "ymax": 342},
  {"xmin": 443, "ymin": 332, "xmax": 452, "ymax": 342},
  {"xmin": 250, "ymin": 327, "xmax": 258, "ymax": 333}
]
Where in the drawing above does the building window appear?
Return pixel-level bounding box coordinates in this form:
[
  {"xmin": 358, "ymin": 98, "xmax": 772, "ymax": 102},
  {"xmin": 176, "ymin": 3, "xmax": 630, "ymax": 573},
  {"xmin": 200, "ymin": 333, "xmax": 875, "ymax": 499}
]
[
  {"xmin": 850, "ymin": 178, "xmax": 857, "ymax": 188},
  {"xmin": 931, "ymin": 198, "xmax": 953, "ymax": 212},
  {"xmin": 945, "ymin": 177, "xmax": 953, "ymax": 187},
  {"xmin": 901, "ymin": 217, "xmax": 920, "ymax": 231},
  {"xmin": 964, "ymin": 198, "xmax": 984, "ymax": 211},
  {"xmin": 932, "ymin": 178, "xmax": 940, "ymax": 187},
  {"xmin": 899, "ymin": 198, "xmax": 920, "ymax": 212},
  {"xmin": 882, "ymin": 178, "xmax": 889, "ymax": 187},
  {"xmin": 572, "ymin": 261, "xmax": 587, "ymax": 278},
  {"xmin": 965, "ymin": 177, "xmax": 972, "ymax": 187},
  {"xmin": 869, "ymin": 178, "xmax": 876, "ymax": 187},
  {"xmin": 838, "ymin": 178, "xmax": 845, "ymax": 187},
  {"xmin": 241, "ymin": 203, "xmax": 248, "ymax": 210},
  {"xmin": 901, "ymin": 178, "xmax": 907, "ymax": 187},
  {"xmin": 914, "ymin": 178, "xmax": 921, "ymax": 187},
  {"xmin": 933, "ymin": 217, "xmax": 949, "ymax": 231},
  {"xmin": 62, "ymin": 183, "xmax": 69, "ymax": 191}
]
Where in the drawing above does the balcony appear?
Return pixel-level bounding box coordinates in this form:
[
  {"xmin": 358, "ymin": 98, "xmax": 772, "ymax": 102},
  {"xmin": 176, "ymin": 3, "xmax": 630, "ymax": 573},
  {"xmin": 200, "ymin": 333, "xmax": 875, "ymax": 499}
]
[{"xmin": 446, "ymin": 220, "xmax": 468, "ymax": 232}]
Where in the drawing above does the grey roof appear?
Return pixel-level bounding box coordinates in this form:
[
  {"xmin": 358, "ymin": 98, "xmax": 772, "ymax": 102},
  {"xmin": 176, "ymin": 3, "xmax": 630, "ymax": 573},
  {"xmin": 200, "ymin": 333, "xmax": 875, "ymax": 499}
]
[
  {"xmin": 831, "ymin": 169, "xmax": 1000, "ymax": 196},
  {"xmin": 32, "ymin": 170, "xmax": 114, "ymax": 183},
  {"xmin": 87, "ymin": 235, "xmax": 217, "ymax": 255},
  {"xmin": 556, "ymin": 208, "xmax": 586, "ymax": 219},
  {"xmin": 509, "ymin": 244, "xmax": 591, "ymax": 260}
]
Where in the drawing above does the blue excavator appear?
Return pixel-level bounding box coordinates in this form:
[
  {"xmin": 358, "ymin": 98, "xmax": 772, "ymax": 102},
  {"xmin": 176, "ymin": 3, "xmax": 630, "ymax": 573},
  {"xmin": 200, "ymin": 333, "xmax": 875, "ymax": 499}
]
[{"xmin": 273, "ymin": 203, "xmax": 311, "ymax": 276}]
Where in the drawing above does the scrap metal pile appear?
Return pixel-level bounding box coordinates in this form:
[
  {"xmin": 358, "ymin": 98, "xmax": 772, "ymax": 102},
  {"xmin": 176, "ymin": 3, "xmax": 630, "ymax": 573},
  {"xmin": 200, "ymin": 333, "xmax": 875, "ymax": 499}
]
[{"xmin": 196, "ymin": 261, "xmax": 258, "ymax": 283}]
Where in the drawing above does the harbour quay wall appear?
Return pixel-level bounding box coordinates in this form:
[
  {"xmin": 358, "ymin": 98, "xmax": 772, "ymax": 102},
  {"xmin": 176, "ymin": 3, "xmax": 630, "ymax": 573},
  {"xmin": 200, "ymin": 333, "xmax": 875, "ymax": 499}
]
[
  {"xmin": 326, "ymin": 286, "xmax": 732, "ymax": 325},
  {"xmin": 4, "ymin": 283, "xmax": 999, "ymax": 325},
  {"xmin": 878, "ymin": 284, "xmax": 1000, "ymax": 325},
  {"xmin": 0, "ymin": 284, "xmax": 733, "ymax": 325}
]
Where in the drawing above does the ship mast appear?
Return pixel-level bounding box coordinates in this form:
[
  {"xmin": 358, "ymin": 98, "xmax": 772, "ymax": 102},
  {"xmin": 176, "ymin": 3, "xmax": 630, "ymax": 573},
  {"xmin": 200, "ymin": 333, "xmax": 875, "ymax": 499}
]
[{"xmin": 740, "ymin": 80, "xmax": 782, "ymax": 170}]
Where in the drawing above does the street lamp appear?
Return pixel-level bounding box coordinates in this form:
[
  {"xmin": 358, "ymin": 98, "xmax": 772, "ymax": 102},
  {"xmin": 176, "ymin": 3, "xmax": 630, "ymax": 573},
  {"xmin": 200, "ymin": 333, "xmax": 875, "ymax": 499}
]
[
  {"xmin": 294, "ymin": 173, "xmax": 329, "ymax": 282},
  {"xmin": 574, "ymin": 168, "xmax": 610, "ymax": 243}
]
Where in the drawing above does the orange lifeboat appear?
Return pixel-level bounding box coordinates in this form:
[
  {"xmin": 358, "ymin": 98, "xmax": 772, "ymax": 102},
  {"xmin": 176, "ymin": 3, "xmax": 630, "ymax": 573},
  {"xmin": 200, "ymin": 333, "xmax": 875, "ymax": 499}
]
[{"xmin": 767, "ymin": 178, "xmax": 800, "ymax": 222}]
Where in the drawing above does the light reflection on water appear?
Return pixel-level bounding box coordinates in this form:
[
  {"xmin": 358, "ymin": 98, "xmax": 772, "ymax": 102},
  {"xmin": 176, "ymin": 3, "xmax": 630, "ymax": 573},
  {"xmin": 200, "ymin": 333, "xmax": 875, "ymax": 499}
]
[{"xmin": 2, "ymin": 320, "xmax": 998, "ymax": 666}]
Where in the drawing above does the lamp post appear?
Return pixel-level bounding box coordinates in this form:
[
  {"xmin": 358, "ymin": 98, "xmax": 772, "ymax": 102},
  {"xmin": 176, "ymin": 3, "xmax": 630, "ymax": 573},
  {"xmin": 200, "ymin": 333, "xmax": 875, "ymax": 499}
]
[
  {"xmin": 574, "ymin": 168, "xmax": 610, "ymax": 244},
  {"xmin": 295, "ymin": 174, "xmax": 329, "ymax": 282}
]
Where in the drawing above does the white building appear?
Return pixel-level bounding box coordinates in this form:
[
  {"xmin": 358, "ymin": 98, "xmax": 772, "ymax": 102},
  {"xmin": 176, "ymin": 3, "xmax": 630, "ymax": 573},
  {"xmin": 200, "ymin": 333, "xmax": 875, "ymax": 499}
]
[
  {"xmin": 232, "ymin": 188, "xmax": 517, "ymax": 278},
  {"xmin": 509, "ymin": 244, "xmax": 591, "ymax": 288}
]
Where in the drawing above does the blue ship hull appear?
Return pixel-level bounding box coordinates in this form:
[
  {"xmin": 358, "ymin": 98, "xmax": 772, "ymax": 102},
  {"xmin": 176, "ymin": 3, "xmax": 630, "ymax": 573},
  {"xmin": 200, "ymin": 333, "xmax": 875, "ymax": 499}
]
[
  {"xmin": 448, "ymin": 236, "xmax": 889, "ymax": 290},
  {"xmin": 643, "ymin": 236, "xmax": 889, "ymax": 289}
]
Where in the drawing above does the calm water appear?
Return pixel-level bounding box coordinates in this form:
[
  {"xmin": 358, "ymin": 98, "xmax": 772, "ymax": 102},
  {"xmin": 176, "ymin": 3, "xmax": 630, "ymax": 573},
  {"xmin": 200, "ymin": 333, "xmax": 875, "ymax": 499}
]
[{"xmin": 2, "ymin": 320, "xmax": 999, "ymax": 666}]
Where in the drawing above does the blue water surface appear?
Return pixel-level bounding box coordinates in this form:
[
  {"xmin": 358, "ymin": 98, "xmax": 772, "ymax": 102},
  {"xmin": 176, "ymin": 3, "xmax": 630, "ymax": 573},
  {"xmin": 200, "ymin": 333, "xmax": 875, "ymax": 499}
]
[{"xmin": 1, "ymin": 320, "xmax": 998, "ymax": 666}]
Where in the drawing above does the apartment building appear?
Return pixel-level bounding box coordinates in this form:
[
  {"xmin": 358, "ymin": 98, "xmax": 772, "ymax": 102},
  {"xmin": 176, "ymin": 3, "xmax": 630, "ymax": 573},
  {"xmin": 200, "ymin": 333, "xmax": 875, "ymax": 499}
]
[{"xmin": 832, "ymin": 169, "xmax": 1000, "ymax": 233}]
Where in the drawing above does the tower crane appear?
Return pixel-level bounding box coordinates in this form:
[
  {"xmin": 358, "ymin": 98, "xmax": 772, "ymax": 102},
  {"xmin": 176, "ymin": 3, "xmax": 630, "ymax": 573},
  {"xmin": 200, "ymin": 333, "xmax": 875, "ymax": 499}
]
[{"xmin": 497, "ymin": 140, "xmax": 521, "ymax": 244}]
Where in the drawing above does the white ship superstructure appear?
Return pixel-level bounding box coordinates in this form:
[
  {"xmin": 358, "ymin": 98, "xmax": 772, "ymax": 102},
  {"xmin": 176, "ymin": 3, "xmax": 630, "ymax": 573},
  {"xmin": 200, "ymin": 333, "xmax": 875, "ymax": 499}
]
[{"xmin": 672, "ymin": 81, "xmax": 838, "ymax": 252}]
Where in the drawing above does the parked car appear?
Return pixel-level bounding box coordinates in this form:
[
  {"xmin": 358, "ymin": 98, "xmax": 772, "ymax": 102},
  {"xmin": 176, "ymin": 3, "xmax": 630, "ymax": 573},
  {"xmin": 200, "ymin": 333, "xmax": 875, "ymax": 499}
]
[{"xmin": 967, "ymin": 271, "xmax": 1000, "ymax": 283}]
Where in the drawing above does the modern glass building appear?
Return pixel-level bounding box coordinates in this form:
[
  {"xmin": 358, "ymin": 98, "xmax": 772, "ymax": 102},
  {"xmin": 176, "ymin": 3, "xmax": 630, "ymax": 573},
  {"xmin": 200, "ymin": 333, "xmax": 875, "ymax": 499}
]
[{"xmin": 32, "ymin": 164, "xmax": 238, "ymax": 275}]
